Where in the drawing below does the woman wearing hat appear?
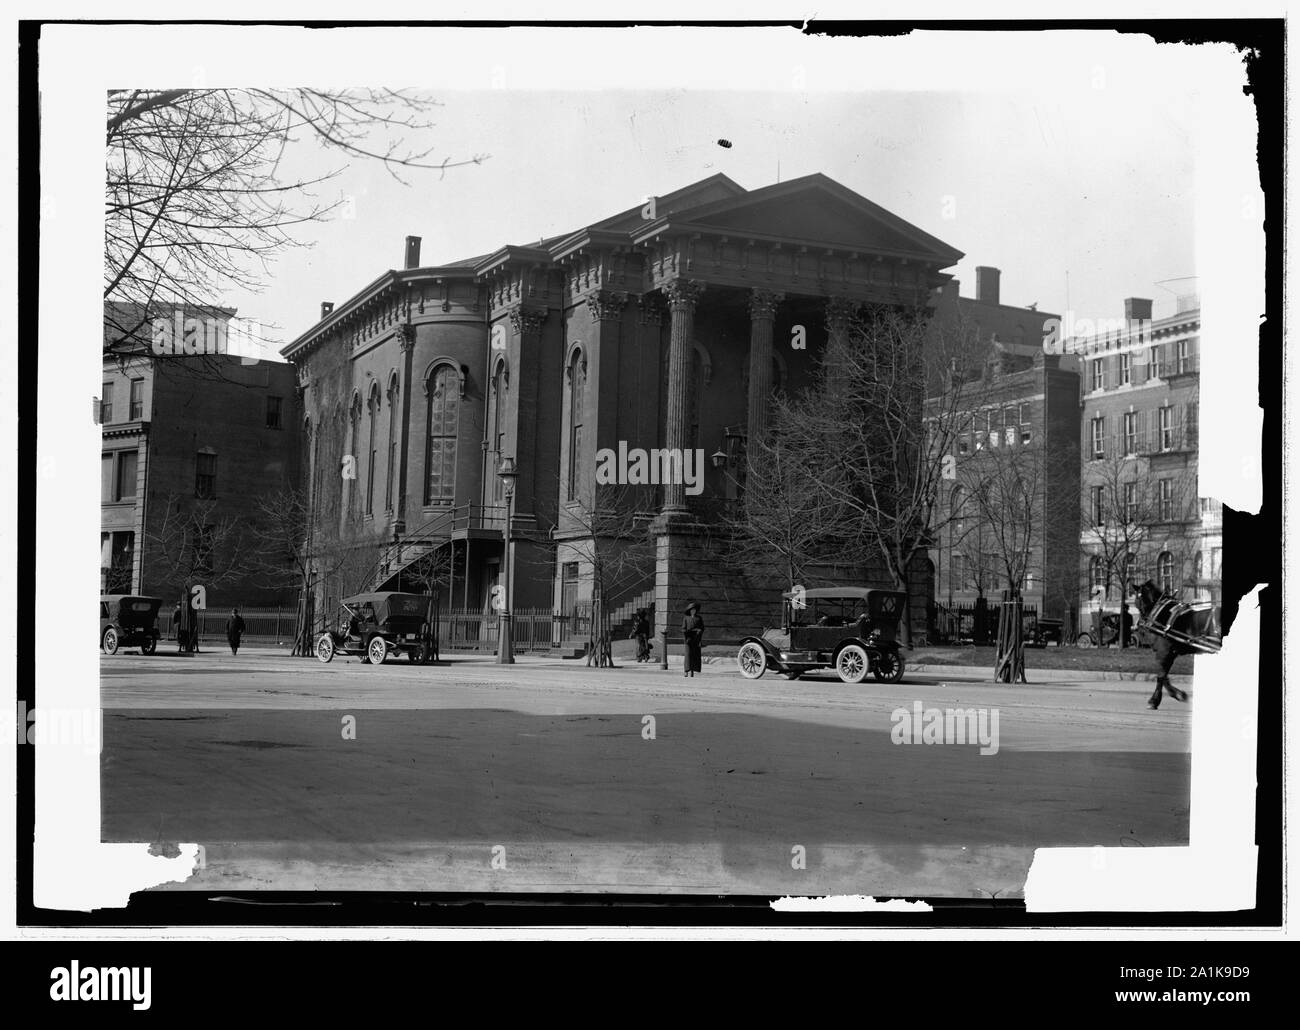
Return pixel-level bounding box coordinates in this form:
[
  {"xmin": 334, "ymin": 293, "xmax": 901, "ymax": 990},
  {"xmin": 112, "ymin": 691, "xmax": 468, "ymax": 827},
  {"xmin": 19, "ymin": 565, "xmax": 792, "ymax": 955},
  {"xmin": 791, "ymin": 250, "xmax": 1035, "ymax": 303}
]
[{"xmin": 682, "ymin": 602, "xmax": 704, "ymax": 678}]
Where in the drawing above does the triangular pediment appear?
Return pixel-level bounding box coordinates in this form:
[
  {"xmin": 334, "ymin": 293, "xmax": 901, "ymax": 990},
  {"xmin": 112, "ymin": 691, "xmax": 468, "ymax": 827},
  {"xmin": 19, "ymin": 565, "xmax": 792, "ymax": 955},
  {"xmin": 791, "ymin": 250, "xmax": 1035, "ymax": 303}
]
[
  {"xmin": 675, "ymin": 174, "xmax": 962, "ymax": 265},
  {"xmin": 591, "ymin": 173, "xmax": 747, "ymax": 234}
]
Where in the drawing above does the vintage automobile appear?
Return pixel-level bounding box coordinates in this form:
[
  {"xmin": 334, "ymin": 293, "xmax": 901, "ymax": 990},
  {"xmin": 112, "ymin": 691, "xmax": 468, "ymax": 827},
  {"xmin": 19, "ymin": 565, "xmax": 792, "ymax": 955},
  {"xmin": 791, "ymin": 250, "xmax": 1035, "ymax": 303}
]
[
  {"xmin": 315, "ymin": 591, "xmax": 438, "ymax": 665},
  {"xmin": 736, "ymin": 587, "xmax": 907, "ymax": 684},
  {"xmin": 100, "ymin": 595, "xmax": 164, "ymax": 655}
]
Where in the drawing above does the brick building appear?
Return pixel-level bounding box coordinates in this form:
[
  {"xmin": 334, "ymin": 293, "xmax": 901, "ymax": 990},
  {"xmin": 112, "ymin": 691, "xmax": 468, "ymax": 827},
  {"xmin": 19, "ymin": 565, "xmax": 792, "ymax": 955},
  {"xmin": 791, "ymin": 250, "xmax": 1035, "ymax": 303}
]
[
  {"xmin": 101, "ymin": 304, "xmax": 301, "ymax": 606},
  {"xmin": 1068, "ymin": 292, "xmax": 1212, "ymax": 632},
  {"xmin": 926, "ymin": 276, "xmax": 1078, "ymax": 625},
  {"xmin": 281, "ymin": 173, "xmax": 970, "ymax": 642}
]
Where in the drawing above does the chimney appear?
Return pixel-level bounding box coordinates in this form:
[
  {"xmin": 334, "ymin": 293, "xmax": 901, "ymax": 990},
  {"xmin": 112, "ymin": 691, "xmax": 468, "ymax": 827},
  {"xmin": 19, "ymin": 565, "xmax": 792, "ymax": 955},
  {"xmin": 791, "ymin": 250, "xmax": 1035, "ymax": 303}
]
[
  {"xmin": 405, "ymin": 235, "xmax": 422, "ymax": 270},
  {"xmin": 320, "ymin": 301, "xmax": 334, "ymax": 320},
  {"xmin": 974, "ymin": 266, "xmax": 1001, "ymax": 305},
  {"xmin": 1124, "ymin": 296, "xmax": 1153, "ymax": 324}
]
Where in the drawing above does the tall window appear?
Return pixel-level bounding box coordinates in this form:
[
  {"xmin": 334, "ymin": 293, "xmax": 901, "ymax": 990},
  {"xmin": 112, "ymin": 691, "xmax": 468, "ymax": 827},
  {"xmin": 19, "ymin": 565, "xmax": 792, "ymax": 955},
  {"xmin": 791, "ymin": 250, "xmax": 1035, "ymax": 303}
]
[
  {"xmin": 567, "ymin": 352, "xmax": 586, "ymax": 500},
  {"xmin": 491, "ymin": 362, "xmax": 507, "ymax": 502},
  {"xmin": 1090, "ymin": 417, "xmax": 1105, "ymax": 459},
  {"xmin": 1124, "ymin": 553, "xmax": 1140, "ymax": 588},
  {"xmin": 102, "ymin": 454, "xmax": 113, "ymax": 502},
  {"xmin": 1123, "ymin": 481, "xmax": 1137, "ymax": 524},
  {"xmin": 385, "ymin": 379, "xmax": 399, "ymax": 512},
  {"xmin": 266, "ymin": 396, "xmax": 283, "ymax": 430},
  {"xmin": 1118, "ymin": 353, "xmax": 1131, "ymax": 386},
  {"xmin": 1158, "ymin": 406, "xmax": 1174, "ymax": 450},
  {"xmin": 1149, "ymin": 345, "xmax": 1162, "ymax": 380},
  {"xmin": 101, "ymin": 382, "xmax": 114, "ymax": 423},
  {"xmin": 1157, "ymin": 551, "xmax": 1174, "ymax": 593},
  {"xmin": 366, "ymin": 385, "xmax": 379, "ymax": 515},
  {"xmin": 425, "ymin": 366, "xmax": 458, "ymax": 504},
  {"xmin": 1091, "ymin": 485, "xmax": 1105, "ymax": 527},
  {"xmin": 1177, "ymin": 338, "xmax": 1191, "ymax": 374},
  {"xmin": 1091, "ymin": 358, "xmax": 1105, "ymax": 391},
  {"xmin": 1019, "ymin": 403, "xmax": 1033, "ymax": 444},
  {"xmin": 1090, "ymin": 555, "xmax": 1107, "ymax": 597},
  {"xmin": 1158, "ymin": 479, "xmax": 1174, "ymax": 521},
  {"xmin": 1123, "ymin": 411, "xmax": 1138, "ymax": 456},
  {"xmin": 195, "ymin": 451, "xmax": 216, "ymax": 499},
  {"xmin": 116, "ymin": 451, "xmax": 138, "ymax": 501},
  {"xmin": 129, "ymin": 378, "xmax": 144, "ymax": 420},
  {"xmin": 1193, "ymin": 551, "xmax": 1204, "ymax": 584}
]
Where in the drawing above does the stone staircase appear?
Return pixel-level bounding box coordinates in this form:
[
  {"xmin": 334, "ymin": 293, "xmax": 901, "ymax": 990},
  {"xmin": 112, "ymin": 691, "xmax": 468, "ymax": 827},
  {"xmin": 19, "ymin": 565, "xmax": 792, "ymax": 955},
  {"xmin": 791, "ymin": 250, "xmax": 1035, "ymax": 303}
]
[{"xmin": 550, "ymin": 586, "xmax": 657, "ymax": 660}]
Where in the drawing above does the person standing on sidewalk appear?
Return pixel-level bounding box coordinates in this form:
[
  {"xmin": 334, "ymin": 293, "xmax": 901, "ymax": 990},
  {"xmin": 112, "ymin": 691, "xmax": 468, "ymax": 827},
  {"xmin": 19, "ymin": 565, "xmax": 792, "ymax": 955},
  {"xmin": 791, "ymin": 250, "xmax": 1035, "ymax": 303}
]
[
  {"xmin": 682, "ymin": 602, "xmax": 704, "ymax": 678},
  {"xmin": 632, "ymin": 608, "xmax": 651, "ymax": 662},
  {"xmin": 225, "ymin": 607, "xmax": 245, "ymax": 655}
]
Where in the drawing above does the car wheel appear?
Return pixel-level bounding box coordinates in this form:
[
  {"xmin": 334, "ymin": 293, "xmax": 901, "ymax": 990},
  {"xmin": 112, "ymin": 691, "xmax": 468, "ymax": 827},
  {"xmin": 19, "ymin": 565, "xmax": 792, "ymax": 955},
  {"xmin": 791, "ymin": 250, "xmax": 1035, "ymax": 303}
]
[
  {"xmin": 736, "ymin": 642, "xmax": 767, "ymax": 679},
  {"xmin": 1075, "ymin": 632, "xmax": 1095, "ymax": 649},
  {"xmin": 368, "ymin": 636, "xmax": 389, "ymax": 665},
  {"xmin": 102, "ymin": 628, "xmax": 119, "ymax": 655},
  {"xmin": 873, "ymin": 650, "xmax": 905, "ymax": 684},
  {"xmin": 835, "ymin": 644, "xmax": 870, "ymax": 684},
  {"xmin": 141, "ymin": 636, "xmax": 157, "ymax": 656},
  {"xmin": 316, "ymin": 634, "xmax": 335, "ymax": 663}
]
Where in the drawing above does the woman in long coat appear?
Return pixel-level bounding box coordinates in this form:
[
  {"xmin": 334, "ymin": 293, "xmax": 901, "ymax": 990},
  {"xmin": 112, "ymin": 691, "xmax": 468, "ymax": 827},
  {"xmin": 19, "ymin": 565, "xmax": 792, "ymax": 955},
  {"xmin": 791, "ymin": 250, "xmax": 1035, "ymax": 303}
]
[{"xmin": 682, "ymin": 602, "xmax": 704, "ymax": 678}]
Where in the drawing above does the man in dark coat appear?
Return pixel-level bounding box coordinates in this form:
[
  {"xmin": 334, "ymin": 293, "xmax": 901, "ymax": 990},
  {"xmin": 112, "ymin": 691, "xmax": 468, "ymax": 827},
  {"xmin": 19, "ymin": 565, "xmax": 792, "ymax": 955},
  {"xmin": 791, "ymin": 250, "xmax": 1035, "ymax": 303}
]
[
  {"xmin": 225, "ymin": 607, "xmax": 245, "ymax": 655},
  {"xmin": 173, "ymin": 601, "xmax": 184, "ymax": 652},
  {"xmin": 682, "ymin": 602, "xmax": 704, "ymax": 678},
  {"xmin": 632, "ymin": 608, "xmax": 651, "ymax": 662}
]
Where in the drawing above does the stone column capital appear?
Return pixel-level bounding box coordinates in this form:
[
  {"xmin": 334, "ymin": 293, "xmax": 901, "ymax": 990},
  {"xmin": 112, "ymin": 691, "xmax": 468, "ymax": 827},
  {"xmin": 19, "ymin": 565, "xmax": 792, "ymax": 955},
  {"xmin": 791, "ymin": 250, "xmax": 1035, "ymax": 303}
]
[
  {"xmin": 586, "ymin": 290, "xmax": 629, "ymax": 323},
  {"xmin": 662, "ymin": 278, "xmax": 705, "ymax": 312},
  {"xmin": 825, "ymin": 296, "xmax": 860, "ymax": 334},
  {"xmin": 508, "ymin": 304, "xmax": 547, "ymax": 337},
  {"xmin": 748, "ymin": 289, "xmax": 785, "ymax": 323},
  {"xmin": 636, "ymin": 295, "xmax": 665, "ymax": 327}
]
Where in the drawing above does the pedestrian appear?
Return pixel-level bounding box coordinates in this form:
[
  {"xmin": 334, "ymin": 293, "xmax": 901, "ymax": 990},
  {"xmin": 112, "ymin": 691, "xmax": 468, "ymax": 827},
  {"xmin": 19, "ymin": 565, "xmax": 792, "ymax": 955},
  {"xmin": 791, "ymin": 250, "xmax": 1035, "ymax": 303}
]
[
  {"xmin": 172, "ymin": 601, "xmax": 183, "ymax": 652},
  {"xmin": 682, "ymin": 602, "xmax": 704, "ymax": 678},
  {"xmin": 225, "ymin": 607, "xmax": 246, "ymax": 656},
  {"xmin": 632, "ymin": 608, "xmax": 650, "ymax": 662}
]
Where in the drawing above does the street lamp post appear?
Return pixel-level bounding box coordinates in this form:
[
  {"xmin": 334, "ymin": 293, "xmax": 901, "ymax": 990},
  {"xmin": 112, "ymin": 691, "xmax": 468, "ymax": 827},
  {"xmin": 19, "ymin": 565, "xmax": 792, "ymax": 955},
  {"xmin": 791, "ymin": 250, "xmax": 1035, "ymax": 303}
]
[{"xmin": 496, "ymin": 456, "xmax": 517, "ymax": 664}]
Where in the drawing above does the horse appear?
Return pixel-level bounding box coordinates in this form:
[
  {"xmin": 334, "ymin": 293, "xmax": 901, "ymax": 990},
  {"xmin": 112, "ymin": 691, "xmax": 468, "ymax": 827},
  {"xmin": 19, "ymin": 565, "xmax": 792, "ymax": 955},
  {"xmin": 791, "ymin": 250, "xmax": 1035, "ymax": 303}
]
[{"xmin": 1132, "ymin": 580, "xmax": 1221, "ymax": 710}]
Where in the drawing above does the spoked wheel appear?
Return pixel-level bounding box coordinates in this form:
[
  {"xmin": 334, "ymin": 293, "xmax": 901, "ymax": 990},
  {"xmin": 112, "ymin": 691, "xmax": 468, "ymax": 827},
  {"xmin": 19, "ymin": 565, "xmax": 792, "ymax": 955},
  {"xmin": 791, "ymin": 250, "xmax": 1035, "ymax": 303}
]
[
  {"xmin": 872, "ymin": 650, "xmax": 906, "ymax": 684},
  {"xmin": 102, "ymin": 627, "xmax": 119, "ymax": 655},
  {"xmin": 1075, "ymin": 632, "xmax": 1095, "ymax": 649},
  {"xmin": 835, "ymin": 644, "xmax": 870, "ymax": 684},
  {"xmin": 367, "ymin": 636, "xmax": 389, "ymax": 666},
  {"xmin": 141, "ymin": 636, "xmax": 157, "ymax": 656},
  {"xmin": 736, "ymin": 642, "xmax": 768, "ymax": 679},
  {"xmin": 316, "ymin": 634, "xmax": 335, "ymax": 663}
]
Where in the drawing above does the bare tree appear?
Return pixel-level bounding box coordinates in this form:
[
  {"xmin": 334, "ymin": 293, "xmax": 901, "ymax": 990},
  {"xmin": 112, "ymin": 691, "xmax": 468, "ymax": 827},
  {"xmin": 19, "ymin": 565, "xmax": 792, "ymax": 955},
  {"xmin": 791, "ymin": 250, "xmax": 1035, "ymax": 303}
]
[
  {"xmin": 105, "ymin": 88, "xmax": 488, "ymax": 357},
  {"xmin": 144, "ymin": 494, "xmax": 253, "ymax": 651},
  {"xmin": 756, "ymin": 305, "xmax": 991, "ymax": 646}
]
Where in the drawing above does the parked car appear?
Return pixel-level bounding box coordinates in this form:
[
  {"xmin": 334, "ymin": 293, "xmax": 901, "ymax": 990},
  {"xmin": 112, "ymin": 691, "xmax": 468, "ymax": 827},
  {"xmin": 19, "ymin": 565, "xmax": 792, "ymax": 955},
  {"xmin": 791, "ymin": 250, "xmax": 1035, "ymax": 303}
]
[
  {"xmin": 100, "ymin": 595, "xmax": 164, "ymax": 655},
  {"xmin": 736, "ymin": 587, "xmax": 907, "ymax": 684},
  {"xmin": 315, "ymin": 591, "xmax": 438, "ymax": 665}
]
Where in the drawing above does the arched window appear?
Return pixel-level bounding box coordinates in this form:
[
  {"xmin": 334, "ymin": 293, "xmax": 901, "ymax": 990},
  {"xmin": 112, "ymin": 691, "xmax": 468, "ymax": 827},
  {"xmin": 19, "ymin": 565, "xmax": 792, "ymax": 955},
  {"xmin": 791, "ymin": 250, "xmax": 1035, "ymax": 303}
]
[
  {"xmin": 1157, "ymin": 551, "xmax": 1175, "ymax": 594},
  {"xmin": 385, "ymin": 376, "xmax": 399, "ymax": 512},
  {"xmin": 1090, "ymin": 555, "xmax": 1107, "ymax": 598},
  {"xmin": 567, "ymin": 351, "xmax": 586, "ymax": 500},
  {"xmin": 490, "ymin": 359, "xmax": 508, "ymax": 502},
  {"xmin": 365, "ymin": 384, "xmax": 380, "ymax": 516},
  {"xmin": 425, "ymin": 365, "xmax": 458, "ymax": 504}
]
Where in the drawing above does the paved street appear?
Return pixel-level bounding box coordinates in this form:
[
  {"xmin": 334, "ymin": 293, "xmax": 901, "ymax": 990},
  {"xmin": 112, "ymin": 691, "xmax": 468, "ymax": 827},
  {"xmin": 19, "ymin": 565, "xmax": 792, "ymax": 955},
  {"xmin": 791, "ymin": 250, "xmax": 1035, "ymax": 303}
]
[{"xmin": 101, "ymin": 649, "xmax": 1191, "ymax": 897}]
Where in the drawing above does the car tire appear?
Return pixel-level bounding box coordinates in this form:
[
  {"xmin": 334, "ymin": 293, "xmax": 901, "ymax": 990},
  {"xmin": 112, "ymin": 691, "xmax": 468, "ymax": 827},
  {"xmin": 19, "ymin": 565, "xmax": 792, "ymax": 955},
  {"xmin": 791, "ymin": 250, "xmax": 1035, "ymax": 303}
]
[
  {"xmin": 316, "ymin": 634, "xmax": 335, "ymax": 663},
  {"xmin": 835, "ymin": 644, "xmax": 870, "ymax": 684},
  {"xmin": 368, "ymin": 636, "xmax": 388, "ymax": 666},
  {"xmin": 872, "ymin": 650, "xmax": 906, "ymax": 684},
  {"xmin": 141, "ymin": 636, "xmax": 157, "ymax": 656},
  {"xmin": 1075, "ymin": 632, "xmax": 1095, "ymax": 648},
  {"xmin": 102, "ymin": 627, "xmax": 119, "ymax": 655},
  {"xmin": 736, "ymin": 642, "xmax": 767, "ymax": 679}
]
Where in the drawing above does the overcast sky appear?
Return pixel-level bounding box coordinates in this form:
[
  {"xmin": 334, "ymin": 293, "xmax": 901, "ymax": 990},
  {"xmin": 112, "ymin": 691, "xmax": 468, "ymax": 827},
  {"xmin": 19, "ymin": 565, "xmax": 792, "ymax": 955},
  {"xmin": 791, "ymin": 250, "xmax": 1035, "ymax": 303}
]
[{"xmin": 198, "ymin": 29, "xmax": 1237, "ymax": 357}]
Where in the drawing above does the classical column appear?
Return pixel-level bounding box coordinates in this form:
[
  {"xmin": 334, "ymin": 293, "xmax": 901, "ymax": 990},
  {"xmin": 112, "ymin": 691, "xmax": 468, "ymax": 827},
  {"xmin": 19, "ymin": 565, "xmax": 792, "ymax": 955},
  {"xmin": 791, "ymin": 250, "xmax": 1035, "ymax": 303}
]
[
  {"xmin": 507, "ymin": 304, "xmax": 547, "ymax": 524},
  {"xmin": 746, "ymin": 288, "xmax": 784, "ymax": 442},
  {"xmin": 394, "ymin": 323, "xmax": 416, "ymax": 536},
  {"xmin": 825, "ymin": 296, "xmax": 859, "ymax": 350},
  {"xmin": 661, "ymin": 278, "xmax": 704, "ymax": 513}
]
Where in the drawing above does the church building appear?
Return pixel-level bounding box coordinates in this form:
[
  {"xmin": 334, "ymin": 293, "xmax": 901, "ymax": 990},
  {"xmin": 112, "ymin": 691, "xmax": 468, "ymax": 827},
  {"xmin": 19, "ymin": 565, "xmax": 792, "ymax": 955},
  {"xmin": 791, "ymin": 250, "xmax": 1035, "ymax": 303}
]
[{"xmin": 281, "ymin": 173, "xmax": 965, "ymax": 643}]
